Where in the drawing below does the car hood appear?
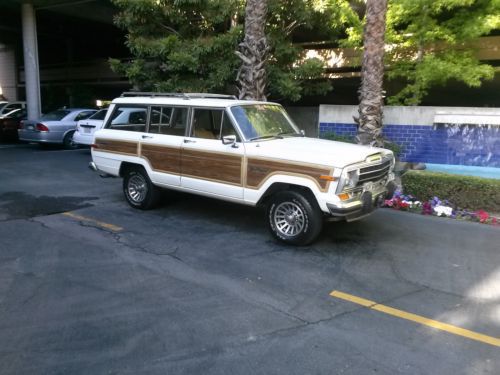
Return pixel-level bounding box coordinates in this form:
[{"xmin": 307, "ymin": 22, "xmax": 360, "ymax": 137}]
[{"xmin": 244, "ymin": 137, "xmax": 392, "ymax": 168}]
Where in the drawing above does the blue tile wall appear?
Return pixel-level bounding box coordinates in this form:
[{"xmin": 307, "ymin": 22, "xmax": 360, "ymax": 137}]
[{"xmin": 319, "ymin": 122, "xmax": 500, "ymax": 167}]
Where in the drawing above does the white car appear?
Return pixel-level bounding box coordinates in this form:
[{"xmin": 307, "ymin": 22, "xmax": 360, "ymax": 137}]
[
  {"xmin": 73, "ymin": 109, "xmax": 108, "ymax": 146},
  {"xmin": 0, "ymin": 101, "xmax": 26, "ymax": 118},
  {"xmin": 90, "ymin": 92, "xmax": 395, "ymax": 245}
]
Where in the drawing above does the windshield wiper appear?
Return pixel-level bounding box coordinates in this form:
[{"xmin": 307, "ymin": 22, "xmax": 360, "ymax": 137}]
[
  {"xmin": 277, "ymin": 131, "xmax": 301, "ymax": 137},
  {"xmin": 249, "ymin": 134, "xmax": 284, "ymax": 141}
]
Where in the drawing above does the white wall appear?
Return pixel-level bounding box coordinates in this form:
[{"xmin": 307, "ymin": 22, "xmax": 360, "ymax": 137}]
[
  {"xmin": 0, "ymin": 44, "xmax": 18, "ymax": 101},
  {"xmin": 319, "ymin": 105, "xmax": 500, "ymax": 126}
]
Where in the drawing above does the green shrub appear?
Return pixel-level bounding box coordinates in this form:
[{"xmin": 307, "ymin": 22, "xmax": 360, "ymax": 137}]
[{"xmin": 402, "ymin": 170, "xmax": 500, "ymax": 211}]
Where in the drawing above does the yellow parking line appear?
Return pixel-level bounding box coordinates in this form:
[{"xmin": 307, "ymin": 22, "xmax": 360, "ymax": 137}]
[
  {"xmin": 62, "ymin": 212, "xmax": 123, "ymax": 232},
  {"xmin": 330, "ymin": 290, "xmax": 500, "ymax": 347}
]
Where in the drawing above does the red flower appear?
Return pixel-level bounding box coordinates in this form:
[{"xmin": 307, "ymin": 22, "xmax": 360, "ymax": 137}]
[
  {"xmin": 475, "ymin": 210, "xmax": 489, "ymax": 223},
  {"xmin": 422, "ymin": 201, "xmax": 433, "ymax": 215}
]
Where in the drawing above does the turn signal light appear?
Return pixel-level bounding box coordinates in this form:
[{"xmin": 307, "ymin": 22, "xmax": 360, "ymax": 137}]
[
  {"xmin": 35, "ymin": 123, "xmax": 49, "ymax": 132},
  {"xmin": 319, "ymin": 175, "xmax": 336, "ymax": 181},
  {"xmin": 338, "ymin": 193, "xmax": 350, "ymax": 201}
]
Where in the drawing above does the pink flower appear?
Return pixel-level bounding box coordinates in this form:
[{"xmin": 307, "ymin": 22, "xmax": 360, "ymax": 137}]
[{"xmin": 475, "ymin": 210, "xmax": 489, "ymax": 223}]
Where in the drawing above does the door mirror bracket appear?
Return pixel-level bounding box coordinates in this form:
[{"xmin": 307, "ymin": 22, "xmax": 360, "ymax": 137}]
[{"xmin": 222, "ymin": 135, "xmax": 238, "ymax": 148}]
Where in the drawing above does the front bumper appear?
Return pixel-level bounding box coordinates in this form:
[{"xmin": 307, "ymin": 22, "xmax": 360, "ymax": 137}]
[
  {"xmin": 327, "ymin": 191, "xmax": 385, "ymax": 222},
  {"xmin": 326, "ymin": 180, "xmax": 396, "ymax": 222}
]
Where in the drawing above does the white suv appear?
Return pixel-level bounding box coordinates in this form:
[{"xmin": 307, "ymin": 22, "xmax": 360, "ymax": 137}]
[{"xmin": 90, "ymin": 92, "xmax": 395, "ymax": 245}]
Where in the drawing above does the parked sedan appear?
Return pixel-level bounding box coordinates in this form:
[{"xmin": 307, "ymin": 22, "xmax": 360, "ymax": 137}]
[
  {"xmin": 72, "ymin": 108, "xmax": 108, "ymax": 146},
  {"xmin": 0, "ymin": 101, "xmax": 26, "ymax": 117},
  {"xmin": 18, "ymin": 108, "xmax": 96, "ymax": 148},
  {"xmin": 0, "ymin": 108, "xmax": 27, "ymax": 141}
]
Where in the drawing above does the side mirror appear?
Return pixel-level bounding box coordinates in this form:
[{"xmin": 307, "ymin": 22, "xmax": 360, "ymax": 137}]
[{"xmin": 222, "ymin": 135, "xmax": 237, "ymax": 146}]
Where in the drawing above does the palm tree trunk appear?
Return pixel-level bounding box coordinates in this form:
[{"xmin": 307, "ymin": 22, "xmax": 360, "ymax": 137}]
[
  {"xmin": 235, "ymin": 0, "xmax": 269, "ymax": 101},
  {"xmin": 356, "ymin": 0, "xmax": 388, "ymax": 147}
]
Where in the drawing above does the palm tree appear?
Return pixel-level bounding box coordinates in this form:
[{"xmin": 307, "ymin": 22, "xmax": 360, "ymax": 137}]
[
  {"xmin": 235, "ymin": 0, "xmax": 269, "ymax": 101},
  {"xmin": 355, "ymin": 0, "xmax": 388, "ymax": 147}
]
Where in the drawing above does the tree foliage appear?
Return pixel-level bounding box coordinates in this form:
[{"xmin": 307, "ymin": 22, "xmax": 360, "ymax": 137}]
[
  {"xmin": 110, "ymin": 0, "xmax": 243, "ymax": 93},
  {"xmin": 343, "ymin": 0, "xmax": 500, "ymax": 105},
  {"xmin": 110, "ymin": 0, "xmax": 347, "ymax": 101}
]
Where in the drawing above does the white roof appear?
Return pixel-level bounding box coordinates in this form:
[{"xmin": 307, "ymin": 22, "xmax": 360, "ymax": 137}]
[{"xmin": 434, "ymin": 111, "xmax": 500, "ymax": 125}]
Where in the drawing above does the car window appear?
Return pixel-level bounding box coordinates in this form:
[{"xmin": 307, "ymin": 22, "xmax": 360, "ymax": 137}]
[
  {"xmin": 220, "ymin": 112, "xmax": 240, "ymax": 141},
  {"xmin": 149, "ymin": 106, "xmax": 187, "ymax": 136},
  {"xmin": 230, "ymin": 104, "xmax": 298, "ymax": 141},
  {"xmin": 191, "ymin": 108, "xmax": 224, "ymax": 140},
  {"xmin": 107, "ymin": 105, "xmax": 148, "ymax": 132},
  {"xmin": 88, "ymin": 109, "xmax": 107, "ymax": 120},
  {"xmin": 74, "ymin": 111, "xmax": 96, "ymax": 121},
  {"xmin": 7, "ymin": 109, "xmax": 27, "ymax": 119},
  {"xmin": 1, "ymin": 103, "xmax": 23, "ymax": 115},
  {"xmin": 41, "ymin": 110, "xmax": 72, "ymax": 121}
]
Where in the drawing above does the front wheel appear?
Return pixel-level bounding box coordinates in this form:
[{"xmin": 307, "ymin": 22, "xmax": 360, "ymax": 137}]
[
  {"xmin": 123, "ymin": 166, "xmax": 161, "ymax": 210},
  {"xmin": 267, "ymin": 190, "xmax": 323, "ymax": 246}
]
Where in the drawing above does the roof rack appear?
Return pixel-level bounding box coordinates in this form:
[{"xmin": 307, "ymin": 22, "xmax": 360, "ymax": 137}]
[{"xmin": 120, "ymin": 92, "xmax": 238, "ymax": 100}]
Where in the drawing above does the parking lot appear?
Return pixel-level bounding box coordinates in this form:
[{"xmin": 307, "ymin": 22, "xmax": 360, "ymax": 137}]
[{"xmin": 0, "ymin": 142, "xmax": 499, "ymax": 374}]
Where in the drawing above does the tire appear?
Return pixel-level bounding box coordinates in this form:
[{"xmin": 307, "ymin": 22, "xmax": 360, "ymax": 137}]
[
  {"xmin": 123, "ymin": 166, "xmax": 161, "ymax": 210},
  {"xmin": 63, "ymin": 131, "xmax": 78, "ymax": 149},
  {"xmin": 267, "ymin": 190, "xmax": 323, "ymax": 246}
]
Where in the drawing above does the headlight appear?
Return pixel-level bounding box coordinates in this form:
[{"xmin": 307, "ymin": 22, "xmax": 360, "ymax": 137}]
[{"xmin": 341, "ymin": 169, "xmax": 359, "ymax": 190}]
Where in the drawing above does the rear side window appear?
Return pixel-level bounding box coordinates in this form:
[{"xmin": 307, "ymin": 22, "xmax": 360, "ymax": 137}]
[
  {"xmin": 89, "ymin": 109, "xmax": 107, "ymax": 120},
  {"xmin": 41, "ymin": 110, "xmax": 71, "ymax": 121},
  {"xmin": 107, "ymin": 105, "xmax": 148, "ymax": 132},
  {"xmin": 74, "ymin": 111, "xmax": 96, "ymax": 121},
  {"xmin": 149, "ymin": 106, "xmax": 188, "ymax": 136}
]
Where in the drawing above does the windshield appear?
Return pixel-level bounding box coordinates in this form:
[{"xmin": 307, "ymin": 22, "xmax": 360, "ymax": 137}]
[
  {"xmin": 230, "ymin": 104, "xmax": 299, "ymax": 141},
  {"xmin": 41, "ymin": 110, "xmax": 71, "ymax": 121}
]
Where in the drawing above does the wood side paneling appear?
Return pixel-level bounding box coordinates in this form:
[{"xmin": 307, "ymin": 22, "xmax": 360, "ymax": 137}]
[
  {"xmin": 95, "ymin": 138, "xmax": 138, "ymax": 156},
  {"xmin": 182, "ymin": 149, "xmax": 242, "ymax": 185},
  {"xmin": 141, "ymin": 144, "xmax": 181, "ymax": 175},
  {"xmin": 246, "ymin": 158, "xmax": 332, "ymax": 191}
]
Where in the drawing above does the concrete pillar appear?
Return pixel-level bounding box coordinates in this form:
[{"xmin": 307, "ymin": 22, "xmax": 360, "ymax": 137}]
[{"xmin": 21, "ymin": 2, "xmax": 41, "ymax": 120}]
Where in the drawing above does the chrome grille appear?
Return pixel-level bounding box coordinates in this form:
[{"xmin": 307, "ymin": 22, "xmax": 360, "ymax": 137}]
[{"xmin": 357, "ymin": 159, "xmax": 391, "ymax": 186}]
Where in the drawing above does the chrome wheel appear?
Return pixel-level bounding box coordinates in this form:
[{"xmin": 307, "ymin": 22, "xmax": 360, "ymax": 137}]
[
  {"xmin": 127, "ymin": 174, "xmax": 148, "ymax": 203},
  {"xmin": 273, "ymin": 201, "xmax": 306, "ymax": 236}
]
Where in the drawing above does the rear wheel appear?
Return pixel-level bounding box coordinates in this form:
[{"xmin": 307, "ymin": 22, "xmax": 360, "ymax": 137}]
[
  {"xmin": 123, "ymin": 166, "xmax": 161, "ymax": 210},
  {"xmin": 63, "ymin": 131, "xmax": 78, "ymax": 149},
  {"xmin": 267, "ymin": 190, "xmax": 323, "ymax": 246}
]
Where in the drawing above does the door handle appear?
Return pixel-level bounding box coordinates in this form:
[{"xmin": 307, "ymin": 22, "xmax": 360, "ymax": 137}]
[
  {"xmin": 142, "ymin": 135, "xmax": 153, "ymax": 139},
  {"xmin": 183, "ymin": 139, "xmax": 196, "ymax": 143}
]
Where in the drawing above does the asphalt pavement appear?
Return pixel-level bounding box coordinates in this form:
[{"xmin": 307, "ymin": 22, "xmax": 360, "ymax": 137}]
[{"xmin": 0, "ymin": 142, "xmax": 499, "ymax": 374}]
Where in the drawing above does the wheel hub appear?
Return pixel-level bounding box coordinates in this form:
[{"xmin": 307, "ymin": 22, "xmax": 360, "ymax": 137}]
[
  {"xmin": 274, "ymin": 201, "xmax": 306, "ymax": 236},
  {"xmin": 286, "ymin": 212, "xmax": 297, "ymax": 224},
  {"xmin": 128, "ymin": 175, "xmax": 147, "ymax": 203}
]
